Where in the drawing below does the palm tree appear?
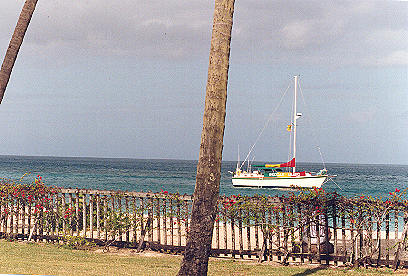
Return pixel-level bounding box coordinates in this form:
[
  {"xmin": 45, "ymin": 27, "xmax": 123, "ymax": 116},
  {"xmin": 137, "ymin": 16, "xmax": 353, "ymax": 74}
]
[
  {"xmin": 178, "ymin": 0, "xmax": 235, "ymax": 275},
  {"xmin": 0, "ymin": 0, "xmax": 39, "ymax": 104}
]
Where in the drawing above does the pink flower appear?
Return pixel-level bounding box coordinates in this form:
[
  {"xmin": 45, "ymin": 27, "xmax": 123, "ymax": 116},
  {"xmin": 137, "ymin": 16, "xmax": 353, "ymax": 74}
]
[{"xmin": 395, "ymin": 188, "xmax": 400, "ymax": 193}]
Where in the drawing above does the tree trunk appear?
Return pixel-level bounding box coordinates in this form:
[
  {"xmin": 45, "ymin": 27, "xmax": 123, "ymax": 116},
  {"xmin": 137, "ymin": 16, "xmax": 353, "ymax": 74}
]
[
  {"xmin": 178, "ymin": 1, "xmax": 235, "ymax": 275},
  {"xmin": 0, "ymin": 0, "xmax": 39, "ymax": 104}
]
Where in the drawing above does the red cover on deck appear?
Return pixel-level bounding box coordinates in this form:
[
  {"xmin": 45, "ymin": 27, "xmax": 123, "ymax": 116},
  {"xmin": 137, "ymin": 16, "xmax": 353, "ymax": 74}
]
[{"xmin": 279, "ymin": 158, "xmax": 295, "ymax": 167}]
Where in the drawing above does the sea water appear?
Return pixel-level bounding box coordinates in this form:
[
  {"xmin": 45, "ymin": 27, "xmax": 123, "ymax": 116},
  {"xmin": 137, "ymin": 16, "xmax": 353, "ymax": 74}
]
[{"xmin": 0, "ymin": 155, "xmax": 406, "ymax": 199}]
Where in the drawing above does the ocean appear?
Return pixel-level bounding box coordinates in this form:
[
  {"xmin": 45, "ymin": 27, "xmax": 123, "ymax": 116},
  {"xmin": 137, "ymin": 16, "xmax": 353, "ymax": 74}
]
[{"xmin": 0, "ymin": 155, "xmax": 407, "ymax": 199}]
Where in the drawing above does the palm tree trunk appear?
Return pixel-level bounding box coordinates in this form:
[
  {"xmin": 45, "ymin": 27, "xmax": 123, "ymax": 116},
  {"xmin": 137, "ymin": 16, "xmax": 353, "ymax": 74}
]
[
  {"xmin": 178, "ymin": 0, "xmax": 235, "ymax": 275},
  {"xmin": 0, "ymin": 0, "xmax": 39, "ymax": 104}
]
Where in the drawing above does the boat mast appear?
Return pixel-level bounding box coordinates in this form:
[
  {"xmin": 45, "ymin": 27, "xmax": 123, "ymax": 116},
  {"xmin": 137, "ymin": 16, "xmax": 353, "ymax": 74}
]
[
  {"xmin": 292, "ymin": 76, "xmax": 298, "ymax": 174},
  {"xmin": 236, "ymin": 144, "xmax": 240, "ymax": 171}
]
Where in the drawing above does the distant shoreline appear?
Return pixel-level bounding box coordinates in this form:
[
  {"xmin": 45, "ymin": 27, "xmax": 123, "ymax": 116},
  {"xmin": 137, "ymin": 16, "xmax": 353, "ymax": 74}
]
[{"xmin": 0, "ymin": 154, "xmax": 406, "ymax": 167}]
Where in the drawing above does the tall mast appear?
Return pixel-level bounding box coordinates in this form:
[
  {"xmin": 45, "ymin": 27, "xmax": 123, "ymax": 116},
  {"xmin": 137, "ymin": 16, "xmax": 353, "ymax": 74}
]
[
  {"xmin": 292, "ymin": 76, "xmax": 298, "ymax": 174},
  {"xmin": 236, "ymin": 144, "xmax": 240, "ymax": 171}
]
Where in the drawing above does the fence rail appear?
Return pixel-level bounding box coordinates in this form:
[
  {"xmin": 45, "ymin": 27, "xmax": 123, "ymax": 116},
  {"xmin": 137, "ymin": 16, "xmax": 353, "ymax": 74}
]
[{"xmin": 1, "ymin": 188, "xmax": 407, "ymax": 268}]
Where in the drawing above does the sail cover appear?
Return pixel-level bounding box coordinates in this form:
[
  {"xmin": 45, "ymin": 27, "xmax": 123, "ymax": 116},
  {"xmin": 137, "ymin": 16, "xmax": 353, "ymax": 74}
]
[{"xmin": 265, "ymin": 158, "xmax": 295, "ymax": 168}]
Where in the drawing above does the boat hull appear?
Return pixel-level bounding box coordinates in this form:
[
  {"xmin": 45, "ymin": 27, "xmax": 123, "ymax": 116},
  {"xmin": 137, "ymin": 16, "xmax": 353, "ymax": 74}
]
[{"xmin": 232, "ymin": 175, "xmax": 327, "ymax": 188}]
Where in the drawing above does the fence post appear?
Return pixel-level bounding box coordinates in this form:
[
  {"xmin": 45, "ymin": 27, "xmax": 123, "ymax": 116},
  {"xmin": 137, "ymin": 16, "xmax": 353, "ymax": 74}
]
[
  {"xmin": 118, "ymin": 195, "xmax": 122, "ymax": 242},
  {"xmin": 395, "ymin": 210, "xmax": 399, "ymax": 249},
  {"xmin": 316, "ymin": 213, "xmax": 321, "ymax": 263},
  {"xmin": 223, "ymin": 203, "xmax": 227, "ymax": 256},
  {"xmin": 10, "ymin": 201, "xmax": 14, "ymax": 236},
  {"xmin": 289, "ymin": 206, "xmax": 295, "ymax": 262},
  {"xmin": 149, "ymin": 197, "xmax": 154, "ymax": 243},
  {"xmin": 282, "ymin": 206, "xmax": 288, "ymax": 259},
  {"xmin": 350, "ymin": 213, "xmax": 355, "ymax": 264},
  {"xmin": 75, "ymin": 192, "xmax": 80, "ymax": 236},
  {"xmin": 275, "ymin": 208, "xmax": 281, "ymax": 262},
  {"xmin": 368, "ymin": 210, "xmax": 373, "ymax": 264},
  {"xmin": 104, "ymin": 195, "xmax": 108, "ymax": 241},
  {"xmin": 358, "ymin": 207, "xmax": 363, "ymax": 263},
  {"xmin": 21, "ymin": 200, "xmax": 26, "ymax": 236},
  {"xmin": 132, "ymin": 196, "xmax": 138, "ymax": 245},
  {"xmin": 162, "ymin": 198, "xmax": 167, "ymax": 246},
  {"xmin": 385, "ymin": 212, "xmax": 390, "ymax": 266},
  {"xmin": 231, "ymin": 214, "xmax": 235, "ymax": 258},
  {"xmin": 96, "ymin": 194, "xmax": 100, "ymax": 240},
  {"xmin": 156, "ymin": 197, "xmax": 161, "ymax": 244},
  {"xmin": 375, "ymin": 218, "xmax": 381, "ymax": 266},
  {"xmin": 238, "ymin": 208, "xmax": 243, "ymax": 259},
  {"xmin": 332, "ymin": 202, "xmax": 337, "ymax": 266},
  {"xmin": 82, "ymin": 193, "xmax": 87, "ymax": 238},
  {"xmin": 15, "ymin": 200, "xmax": 19, "ymax": 236},
  {"xmin": 169, "ymin": 199, "xmax": 174, "ymax": 246},
  {"xmin": 68, "ymin": 194, "xmax": 73, "ymax": 236},
  {"xmin": 125, "ymin": 196, "xmax": 130, "ymax": 244},
  {"xmin": 90, "ymin": 194, "xmax": 94, "ymax": 239},
  {"xmin": 247, "ymin": 209, "xmax": 252, "ymax": 255},
  {"xmin": 324, "ymin": 212, "xmax": 330, "ymax": 265},
  {"xmin": 297, "ymin": 204, "xmax": 304, "ymax": 264}
]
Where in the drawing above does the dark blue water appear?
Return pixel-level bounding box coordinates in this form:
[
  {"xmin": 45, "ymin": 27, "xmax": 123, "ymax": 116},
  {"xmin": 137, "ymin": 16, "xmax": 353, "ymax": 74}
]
[{"xmin": 0, "ymin": 155, "xmax": 406, "ymax": 199}]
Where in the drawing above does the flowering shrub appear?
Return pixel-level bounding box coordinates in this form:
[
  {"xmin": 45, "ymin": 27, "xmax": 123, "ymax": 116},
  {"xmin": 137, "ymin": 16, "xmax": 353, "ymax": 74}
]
[
  {"xmin": 0, "ymin": 175, "xmax": 60, "ymax": 238},
  {"xmin": 212, "ymin": 187, "xmax": 408, "ymax": 266},
  {"xmin": 1, "ymin": 176, "xmax": 407, "ymax": 268}
]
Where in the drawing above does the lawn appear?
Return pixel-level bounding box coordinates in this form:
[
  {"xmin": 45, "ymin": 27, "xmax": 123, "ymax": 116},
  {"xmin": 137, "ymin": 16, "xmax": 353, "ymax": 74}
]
[{"xmin": 0, "ymin": 240, "xmax": 405, "ymax": 275}]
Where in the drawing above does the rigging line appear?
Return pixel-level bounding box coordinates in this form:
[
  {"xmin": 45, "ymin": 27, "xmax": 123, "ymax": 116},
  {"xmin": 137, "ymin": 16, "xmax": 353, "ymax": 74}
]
[
  {"xmin": 317, "ymin": 146, "xmax": 327, "ymax": 170},
  {"xmin": 329, "ymin": 177, "xmax": 344, "ymax": 191},
  {"xmin": 240, "ymin": 81, "xmax": 292, "ymax": 169}
]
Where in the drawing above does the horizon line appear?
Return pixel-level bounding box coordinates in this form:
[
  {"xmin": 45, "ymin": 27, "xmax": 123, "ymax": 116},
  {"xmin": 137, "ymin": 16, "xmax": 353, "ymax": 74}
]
[{"xmin": 0, "ymin": 154, "xmax": 406, "ymax": 167}]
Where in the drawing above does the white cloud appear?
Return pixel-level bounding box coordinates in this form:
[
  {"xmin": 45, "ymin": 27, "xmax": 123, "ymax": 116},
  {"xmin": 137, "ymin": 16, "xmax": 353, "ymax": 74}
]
[
  {"xmin": 348, "ymin": 109, "xmax": 377, "ymax": 123},
  {"xmin": 0, "ymin": 0, "xmax": 406, "ymax": 66},
  {"xmin": 378, "ymin": 50, "xmax": 408, "ymax": 66},
  {"xmin": 281, "ymin": 20, "xmax": 313, "ymax": 49}
]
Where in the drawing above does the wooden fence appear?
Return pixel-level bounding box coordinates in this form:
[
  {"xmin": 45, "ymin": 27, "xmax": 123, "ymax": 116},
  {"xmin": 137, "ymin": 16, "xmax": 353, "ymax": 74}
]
[{"xmin": 1, "ymin": 188, "xmax": 407, "ymax": 268}]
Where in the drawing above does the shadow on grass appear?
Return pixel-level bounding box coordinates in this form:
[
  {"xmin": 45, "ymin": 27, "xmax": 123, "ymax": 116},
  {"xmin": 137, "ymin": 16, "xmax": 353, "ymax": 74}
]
[{"xmin": 292, "ymin": 265, "xmax": 328, "ymax": 276}]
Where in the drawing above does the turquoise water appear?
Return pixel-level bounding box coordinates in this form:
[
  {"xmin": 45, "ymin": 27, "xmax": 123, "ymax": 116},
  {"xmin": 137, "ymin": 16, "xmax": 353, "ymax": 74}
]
[{"xmin": 0, "ymin": 155, "xmax": 407, "ymax": 199}]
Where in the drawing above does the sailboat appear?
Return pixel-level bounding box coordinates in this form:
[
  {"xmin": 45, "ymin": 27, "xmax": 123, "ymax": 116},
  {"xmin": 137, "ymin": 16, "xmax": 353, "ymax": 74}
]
[{"xmin": 232, "ymin": 76, "xmax": 331, "ymax": 188}]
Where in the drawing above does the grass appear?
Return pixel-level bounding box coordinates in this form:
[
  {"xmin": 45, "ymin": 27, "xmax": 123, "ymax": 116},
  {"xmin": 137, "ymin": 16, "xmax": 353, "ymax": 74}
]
[{"xmin": 0, "ymin": 239, "xmax": 405, "ymax": 275}]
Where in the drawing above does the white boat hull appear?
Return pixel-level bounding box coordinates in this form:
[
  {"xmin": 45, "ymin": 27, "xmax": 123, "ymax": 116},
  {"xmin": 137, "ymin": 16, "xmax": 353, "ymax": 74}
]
[{"xmin": 232, "ymin": 175, "xmax": 327, "ymax": 189}]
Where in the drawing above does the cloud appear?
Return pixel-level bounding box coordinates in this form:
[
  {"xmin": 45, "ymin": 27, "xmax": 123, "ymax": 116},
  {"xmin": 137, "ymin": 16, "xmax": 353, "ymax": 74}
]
[
  {"xmin": 348, "ymin": 109, "xmax": 377, "ymax": 123},
  {"xmin": 376, "ymin": 50, "xmax": 408, "ymax": 66},
  {"xmin": 0, "ymin": 0, "xmax": 213, "ymax": 59},
  {"xmin": 232, "ymin": 1, "xmax": 407, "ymax": 67},
  {"xmin": 0, "ymin": 0, "xmax": 406, "ymax": 66}
]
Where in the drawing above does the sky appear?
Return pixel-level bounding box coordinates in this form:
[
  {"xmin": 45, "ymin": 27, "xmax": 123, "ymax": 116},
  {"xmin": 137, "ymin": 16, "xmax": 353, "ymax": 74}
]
[{"xmin": 0, "ymin": 0, "xmax": 406, "ymax": 165}]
